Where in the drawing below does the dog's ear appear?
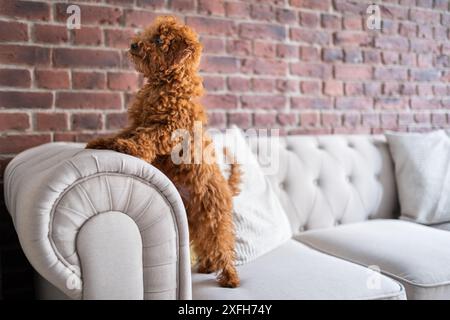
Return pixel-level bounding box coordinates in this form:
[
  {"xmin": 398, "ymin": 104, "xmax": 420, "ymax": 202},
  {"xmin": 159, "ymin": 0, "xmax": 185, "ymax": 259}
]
[{"xmin": 169, "ymin": 39, "xmax": 192, "ymax": 67}]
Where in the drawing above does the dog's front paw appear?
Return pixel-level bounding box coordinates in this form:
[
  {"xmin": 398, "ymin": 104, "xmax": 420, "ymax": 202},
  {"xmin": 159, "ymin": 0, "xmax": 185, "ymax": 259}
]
[{"xmin": 197, "ymin": 262, "xmax": 214, "ymax": 274}]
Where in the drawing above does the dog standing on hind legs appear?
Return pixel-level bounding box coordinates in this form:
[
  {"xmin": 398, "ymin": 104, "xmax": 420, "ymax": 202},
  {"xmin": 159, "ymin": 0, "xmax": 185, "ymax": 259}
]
[{"xmin": 86, "ymin": 16, "xmax": 241, "ymax": 288}]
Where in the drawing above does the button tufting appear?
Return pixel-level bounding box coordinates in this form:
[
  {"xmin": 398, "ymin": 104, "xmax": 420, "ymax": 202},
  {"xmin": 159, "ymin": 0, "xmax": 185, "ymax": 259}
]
[
  {"xmin": 298, "ymin": 226, "xmax": 305, "ymax": 232},
  {"xmin": 348, "ymin": 142, "xmax": 354, "ymax": 148},
  {"xmin": 313, "ymin": 178, "xmax": 320, "ymax": 186},
  {"xmin": 317, "ymin": 144, "xmax": 324, "ymax": 150},
  {"xmin": 347, "ymin": 175, "xmax": 353, "ymax": 183}
]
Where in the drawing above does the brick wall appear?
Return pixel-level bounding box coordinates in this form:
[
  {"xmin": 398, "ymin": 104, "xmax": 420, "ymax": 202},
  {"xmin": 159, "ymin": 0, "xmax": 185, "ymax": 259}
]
[{"xmin": 1, "ymin": 0, "xmax": 450, "ymax": 298}]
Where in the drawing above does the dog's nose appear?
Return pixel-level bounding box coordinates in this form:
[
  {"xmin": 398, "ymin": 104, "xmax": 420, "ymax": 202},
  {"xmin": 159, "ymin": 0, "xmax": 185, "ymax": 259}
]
[{"xmin": 130, "ymin": 43, "xmax": 139, "ymax": 51}]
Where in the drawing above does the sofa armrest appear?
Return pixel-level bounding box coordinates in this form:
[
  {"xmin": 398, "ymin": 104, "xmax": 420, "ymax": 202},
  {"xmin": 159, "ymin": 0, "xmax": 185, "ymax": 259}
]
[{"xmin": 4, "ymin": 142, "xmax": 191, "ymax": 300}]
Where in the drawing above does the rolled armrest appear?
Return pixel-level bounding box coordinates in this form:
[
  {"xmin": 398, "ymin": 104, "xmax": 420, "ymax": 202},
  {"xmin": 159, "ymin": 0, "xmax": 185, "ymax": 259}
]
[{"xmin": 4, "ymin": 142, "xmax": 191, "ymax": 300}]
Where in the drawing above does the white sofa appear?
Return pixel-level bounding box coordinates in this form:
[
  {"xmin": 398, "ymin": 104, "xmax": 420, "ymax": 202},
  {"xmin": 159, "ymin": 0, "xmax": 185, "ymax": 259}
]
[{"xmin": 4, "ymin": 135, "xmax": 450, "ymax": 300}]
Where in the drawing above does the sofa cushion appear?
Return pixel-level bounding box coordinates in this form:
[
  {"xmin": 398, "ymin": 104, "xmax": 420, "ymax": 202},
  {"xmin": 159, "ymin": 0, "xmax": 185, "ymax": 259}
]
[
  {"xmin": 192, "ymin": 240, "xmax": 405, "ymax": 300},
  {"xmin": 386, "ymin": 130, "xmax": 450, "ymax": 224},
  {"xmin": 248, "ymin": 135, "xmax": 399, "ymax": 235},
  {"xmin": 296, "ymin": 220, "xmax": 450, "ymax": 300}
]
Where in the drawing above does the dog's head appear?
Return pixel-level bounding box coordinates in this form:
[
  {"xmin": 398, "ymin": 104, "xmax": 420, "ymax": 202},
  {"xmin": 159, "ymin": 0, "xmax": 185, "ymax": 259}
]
[{"xmin": 129, "ymin": 16, "xmax": 202, "ymax": 78}]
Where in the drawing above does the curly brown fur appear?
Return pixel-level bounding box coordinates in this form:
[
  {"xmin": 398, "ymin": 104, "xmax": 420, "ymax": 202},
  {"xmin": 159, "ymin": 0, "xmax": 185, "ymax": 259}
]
[{"xmin": 86, "ymin": 16, "xmax": 241, "ymax": 288}]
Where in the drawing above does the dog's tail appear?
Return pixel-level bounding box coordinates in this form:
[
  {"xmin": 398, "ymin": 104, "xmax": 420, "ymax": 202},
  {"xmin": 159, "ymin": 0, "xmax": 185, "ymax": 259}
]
[{"xmin": 223, "ymin": 147, "xmax": 241, "ymax": 197}]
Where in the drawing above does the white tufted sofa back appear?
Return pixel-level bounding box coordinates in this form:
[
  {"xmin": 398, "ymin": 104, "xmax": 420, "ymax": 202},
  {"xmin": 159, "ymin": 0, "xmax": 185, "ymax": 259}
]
[{"xmin": 249, "ymin": 135, "xmax": 399, "ymax": 236}]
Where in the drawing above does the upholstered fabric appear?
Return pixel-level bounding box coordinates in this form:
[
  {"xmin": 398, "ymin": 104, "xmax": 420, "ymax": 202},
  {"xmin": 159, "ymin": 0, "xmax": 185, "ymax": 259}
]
[
  {"xmin": 296, "ymin": 220, "xmax": 450, "ymax": 300},
  {"xmin": 386, "ymin": 130, "xmax": 450, "ymax": 224},
  {"xmin": 4, "ymin": 142, "xmax": 191, "ymax": 300},
  {"xmin": 248, "ymin": 135, "xmax": 399, "ymax": 235},
  {"xmin": 432, "ymin": 222, "xmax": 450, "ymax": 231},
  {"xmin": 77, "ymin": 212, "xmax": 144, "ymax": 300},
  {"xmin": 212, "ymin": 128, "xmax": 291, "ymax": 265},
  {"xmin": 192, "ymin": 240, "xmax": 406, "ymax": 300}
]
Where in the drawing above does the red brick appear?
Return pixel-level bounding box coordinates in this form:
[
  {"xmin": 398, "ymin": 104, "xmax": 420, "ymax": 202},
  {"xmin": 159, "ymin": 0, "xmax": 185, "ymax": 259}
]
[
  {"xmin": 251, "ymin": 4, "xmax": 275, "ymax": 21},
  {"xmin": 276, "ymin": 8, "xmax": 297, "ymax": 24},
  {"xmin": 72, "ymin": 113, "xmax": 103, "ymax": 130},
  {"xmin": 242, "ymin": 95, "xmax": 286, "ymax": 109},
  {"xmin": 290, "ymin": 0, "xmax": 330, "ymax": 10},
  {"xmin": 252, "ymin": 79, "xmax": 275, "ymax": 92},
  {"xmin": 411, "ymin": 39, "xmax": 438, "ymax": 53},
  {"xmin": 291, "ymin": 128, "xmax": 332, "ymax": 135},
  {"xmin": 203, "ymin": 76, "xmax": 225, "ymax": 91},
  {"xmin": 322, "ymin": 113, "xmax": 341, "ymax": 127},
  {"xmin": 274, "ymin": 113, "xmax": 295, "ymax": 126},
  {"xmin": 72, "ymin": 72, "xmax": 106, "ymax": 89},
  {"xmin": 53, "ymin": 48, "xmax": 120, "ymax": 68},
  {"xmin": 291, "ymin": 97, "xmax": 332, "ymax": 109},
  {"xmin": 0, "ymin": 20, "xmax": 28, "ymax": 41},
  {"xmin": 417, "ymin": 84, "xmax": 433, "ymax": 96},
  {"xmin": 227, "ymin": 77, "xmax": 251, "ymax": 92},
  {"xmin": 336, "ymin": 97, "xmax": 373, "ymax": 110},
  {"xmin": 409, "ymin": 8, "xmax": 440, "ymax": 24},
  {"xmin": 35, "ymin": 69, "xmax": 70, "ymax": 89},
  {"xmin": 333, "ymin": 0, "xmax": 366, "ymax": 14},
  {"xmin": 187, "ymin": 17, "xmax": 235, "ymax": 36},
  {"xmin": 345, "ymin": 83, "xmax": 364, "ymax": 96},
  {"xmin": 344, "ymin": 49, "xmax": 363, "ymax": 63},
  {"xmin": 411, "ymin": 69, "xmax": 441, "ymax": 81},
  {"xmin": 300, "ymin": 46, "xmax": 321, "ymax": 61},
  {"xmin": 290, "ymin": 63, "xmax": 331, "ymax": 79},
  {"xmin": 334, "ymin": 31, "xmax": 372, "ymax": 46},
  {"xmin": 73, "ymin": 27, "xmax": 102, "ymax": 46},
  {"xmin": 0, "ymin": 45, "xmax": 50, "ymax": 66},
  {"xmin": 362, "ymin": 113, "xmax": 380, "ymax": 127},
  {"xmin": 225, "ymin": 2, "xmax": 250, "ymax": 18},
  {"xmin": 241, "ymin": 59, "xmax": 287, "ymax": 76},
  {"xmin": 124, "ymin": 10, "xmax": 157, "ymax": 28},
  {"xmin": 33, "ymin": 24, "xmax": 68, "ymax": 44},
  {"xmin": 380, "ymin": 113, "xmax": 398, "ymax": 127},
  {"xmin": 199, "ymin": 0, "xmax": 224, "ymax": 16},
  {"xmin": 202, "ymin": 94, "xmax": 237, "ymax": 109},
  {"xmin": 0, "ymin": 91, "xmax": 52, "ymax": 109},
  {"xmin": 0, "ymin": 134, "xmax": 51, "ymax": 154},
  {"xmin": 343, "ymin": 113, "xmax": 361, "ymax": 127},
  {"xmin": 276, "ymin": 79, "xmax": 298, "ymax": 93},
  {"xmin": 105, "ymin": 28, "xmax": 134, "ymax": 51},
  {"xmin": 169, "ymin": 0, "xmax": 195, "ymax": 11},
  {"xmin": 374, "ymin": 67, "xmax": 408, "ymax": 81},
  {"xmin": 253, "ymin": 41, "xmax": 276, "ymax": 58},
  {"xmin": 343, "ymin": 15, "xmax": 362, "ymax": 30},
  {"xmin": 414, "ymin": 112, "xmax": 430, "ymax": 124},
  {"xmin": 321, "ymin": 14, "xmax": 341, "ymax": 29},
  {"xmin": 323, "ymin": 48, "xmax": 343, "ymax": 62},
  {"xmin": 201, "ymin": 37, "xmax": 225, "ymax": 54},
  {"xmin": 323, "ymin": 81, "xmax": 342, "ymax": 96},
  {"xmin": 240, "ymin": 23, "xmax": 285, "ymax": 41},
  {"xmin": 254, "ymin": 113, "xmax": 277, "ymax": 127},
  {"xmin": 375, "ymin": 97, "xmax": 408, "ymax": 110},
  {"xmin": 375, "ymin": 36, "xmax": 409, "ymax": 52},
  {"xmin": 431, "ymin": 113, "xmax": 447, "ymax": 126},
  {"xmin": 136, "ymin": 0, "xmax": 165, "ymax": 9},
  {"xmin": 411, "ymin": 98, "xmax": 440, "ymax": 109},
  {"xmin": 0, "ymin": 0, "xmax": 50, "ymax": 21},
  {"xmin": 228, "ymin": 112, "xmax": 251, "ymax": 128},
  {"xmin": 0, "ymin": 113, "xmax": 29, "ymax": 131},
  {"xmin": 56, "ymin": 92, "xmax": 121, "ymax": 109},
  {"xmin": 276, "ymin": 44, "xmax": 298, "ymax": 59},
  {"xmin": 106, "ymin": 112, "xmax": 128, "ymax": 129},
  {"xmin": 200, "ymin": 56, "xmax": 238, "ymax": 73},
  {"xmin": 0, "ymin": 69, "xmax": 30, "ymax": 88},
  {"xmin": 301, "ymin": 81, "xmax": 321, "ymax": 95},
  {"xmin": 335, "ymin": 65, "xmax": 372, "ymax": 80},
  {"xmin": 290, "ymin": 28, "xmax": 329, "ymax": 45},
  {"xmin": 208, "ymin": 112, "xmax": 226, "ymax": 128},
  {"xmin": 36, "ymin": 113, "xmax": 68, "ymax": 131},
  {"xmin": 226, "ymin": 40, "xmax": 252, "ymax": 56},
  {"xmin": 300, "ymin": 112, "xmax": 320, "ymax": 126},
  {"xmin": 55, "ymin": 3, "xmax": 122, "ymax": 25},
  {"xmin": 299, "ymin": 11, "xmax": 320, "ymax": 28},
  {"xmin": 107, "ymin": 72, "xmax": 139, "ymax": 91}
]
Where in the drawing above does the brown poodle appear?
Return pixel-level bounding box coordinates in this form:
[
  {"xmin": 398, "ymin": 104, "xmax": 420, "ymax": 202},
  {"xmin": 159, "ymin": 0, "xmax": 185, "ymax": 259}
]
[{"xmin": 86, "ymin": 16, "xmax": 241, "ymax": 288}]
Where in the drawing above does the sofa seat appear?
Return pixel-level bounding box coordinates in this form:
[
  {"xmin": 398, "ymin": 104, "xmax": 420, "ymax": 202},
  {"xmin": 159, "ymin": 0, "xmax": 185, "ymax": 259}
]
[
  {"xmin": 192, "ymin": 240, "xmax": 405, "ymax": 300},
  {"xmin": 296, "ymin": 219, "xmax": 450, "ymax": 300}
]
